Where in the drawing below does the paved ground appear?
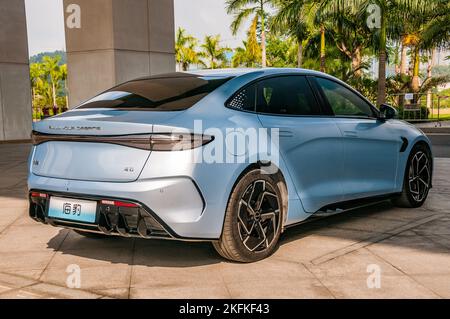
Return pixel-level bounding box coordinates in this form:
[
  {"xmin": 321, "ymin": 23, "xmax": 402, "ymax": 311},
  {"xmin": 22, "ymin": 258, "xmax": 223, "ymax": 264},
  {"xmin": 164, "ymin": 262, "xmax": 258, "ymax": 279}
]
[
  {"xmin": 0, "ymin": 143, "xmax": 449, "ymax": 299},
  {"xmin": 418, "ymin": 121, "xmax": 450, "ymax": 158}
]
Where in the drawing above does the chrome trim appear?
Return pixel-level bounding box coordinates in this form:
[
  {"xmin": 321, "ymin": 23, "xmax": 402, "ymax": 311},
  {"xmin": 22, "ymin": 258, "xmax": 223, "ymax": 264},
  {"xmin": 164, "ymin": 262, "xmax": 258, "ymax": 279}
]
[{"xmin": 32, "ymin": 131, "xmax": 152, "ymax": 150}]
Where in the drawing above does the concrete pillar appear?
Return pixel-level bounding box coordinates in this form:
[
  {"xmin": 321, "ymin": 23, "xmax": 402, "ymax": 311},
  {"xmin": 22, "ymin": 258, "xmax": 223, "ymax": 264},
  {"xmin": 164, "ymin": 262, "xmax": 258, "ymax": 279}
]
[
  {"xmin": 0, "ymin": 0, "xmax": 32, "ymax": 141},
  {"xmin": 63, "ymin": 0, "xmax": 175, "ymax": 107}
]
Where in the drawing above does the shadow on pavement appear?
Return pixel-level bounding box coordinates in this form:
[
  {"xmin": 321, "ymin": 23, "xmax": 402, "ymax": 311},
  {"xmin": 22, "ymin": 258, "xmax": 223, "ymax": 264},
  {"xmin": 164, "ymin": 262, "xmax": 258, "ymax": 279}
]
[{"xmin": 46, "ymin": 199, "xmax": 448, "ymax": 267}]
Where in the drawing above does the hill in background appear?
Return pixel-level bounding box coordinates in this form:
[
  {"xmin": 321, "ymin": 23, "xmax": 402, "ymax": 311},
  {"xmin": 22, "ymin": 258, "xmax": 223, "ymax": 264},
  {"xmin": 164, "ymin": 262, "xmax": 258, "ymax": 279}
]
[{"xmin": 30, "ymin": 50, "xmax": 67, "ymax": 65}]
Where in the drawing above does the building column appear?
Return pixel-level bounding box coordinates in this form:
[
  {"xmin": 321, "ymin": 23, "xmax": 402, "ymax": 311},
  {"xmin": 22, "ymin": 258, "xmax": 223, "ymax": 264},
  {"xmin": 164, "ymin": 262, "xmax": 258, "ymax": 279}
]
[
  {"xmin": 0, "ymin": 0, "xmax": 32, "ymax": 141},
  {"xmin": 63, "ymin": 0, "xmax": 175, "ymax": 108}
]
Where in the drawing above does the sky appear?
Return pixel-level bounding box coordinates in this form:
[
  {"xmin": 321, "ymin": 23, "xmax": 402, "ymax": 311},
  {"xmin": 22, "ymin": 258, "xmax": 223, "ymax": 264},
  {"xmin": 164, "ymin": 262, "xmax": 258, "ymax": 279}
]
[{"xmin": 24, "ymin": 0, "xmax": 249, "ymax": 57}]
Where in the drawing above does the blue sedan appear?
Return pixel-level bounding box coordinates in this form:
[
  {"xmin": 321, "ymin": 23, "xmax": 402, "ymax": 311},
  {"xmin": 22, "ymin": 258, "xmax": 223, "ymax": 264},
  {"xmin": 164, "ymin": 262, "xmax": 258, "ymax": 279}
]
[{"xmin": 28, "ymin": 68, "xmax": 433, "ymax": 262}]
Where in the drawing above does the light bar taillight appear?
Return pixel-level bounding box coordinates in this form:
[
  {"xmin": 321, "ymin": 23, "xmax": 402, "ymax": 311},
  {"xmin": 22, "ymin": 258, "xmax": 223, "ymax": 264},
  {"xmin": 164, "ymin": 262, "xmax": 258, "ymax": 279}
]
[
  {"xmin": 149, "ymin": 133, "xmax": 213, "ymax": 151},
  {"xmin": 30, "ymin": 192, "xmax": 48, "ymax": 198},
  {"xmin": 31, "ymin": 132, "xmax": 213, "ymax": 152},
  {"xmin": 100, "ymin": 200, "xmax": 139, "ymax": 208}
]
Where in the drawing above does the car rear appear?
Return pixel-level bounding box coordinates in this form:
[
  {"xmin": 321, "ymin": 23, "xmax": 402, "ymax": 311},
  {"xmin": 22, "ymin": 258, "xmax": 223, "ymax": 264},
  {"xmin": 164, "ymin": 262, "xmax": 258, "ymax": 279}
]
[{"xmin": 28, "ymin": 73, "xmax": 233, "ymax": 240}]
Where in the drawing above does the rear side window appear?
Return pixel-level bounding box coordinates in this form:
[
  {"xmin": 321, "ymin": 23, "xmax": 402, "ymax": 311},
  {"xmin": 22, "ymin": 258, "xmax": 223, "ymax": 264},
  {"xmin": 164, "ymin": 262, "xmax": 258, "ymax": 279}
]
[
  {"xmin": 77, "ymin": 74, "xmax": 233, "ymax": 111},
  {"xmin": 255, "ymin": 76, "xmax": 320, "ymax": 115},
  {"xmin": 227, "ymin": 76, "xmax": 320, "ymax": 116},
  {"xmin": 227, "ymin": 85, "xmax": 256, "ymax": 111}
]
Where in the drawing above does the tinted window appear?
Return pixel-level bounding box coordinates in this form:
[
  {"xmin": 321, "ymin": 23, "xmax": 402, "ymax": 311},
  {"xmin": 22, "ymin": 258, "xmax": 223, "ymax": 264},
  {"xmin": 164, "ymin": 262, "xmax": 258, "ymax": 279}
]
[
  {"xmin": 316, "ymin": 77, "xmax": 374, "ymax": 117},
  {"xmin": 227, "ymin": 84, "xmax": 256, "ymax": 111},
  {"xmin": 255, "ymin": 76, "xmax": 320, "ymax": 115},
  {"xmin": 78, "ymin": 74, "xmax": 232, "ymax": 111}
]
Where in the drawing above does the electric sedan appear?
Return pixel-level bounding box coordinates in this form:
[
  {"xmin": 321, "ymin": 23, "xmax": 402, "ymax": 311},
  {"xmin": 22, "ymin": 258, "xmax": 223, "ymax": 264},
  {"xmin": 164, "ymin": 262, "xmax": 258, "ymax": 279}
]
[{"xmin": 28, "ymin": 68, "xmax": 433, "ymax": 262}]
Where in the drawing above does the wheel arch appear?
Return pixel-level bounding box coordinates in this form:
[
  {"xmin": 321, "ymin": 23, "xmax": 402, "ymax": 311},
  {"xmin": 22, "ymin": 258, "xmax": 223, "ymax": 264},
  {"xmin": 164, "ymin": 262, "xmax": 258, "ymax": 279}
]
[{"xmin": 223, "ymin": 162, "xmax": 290, "ymax": 235}]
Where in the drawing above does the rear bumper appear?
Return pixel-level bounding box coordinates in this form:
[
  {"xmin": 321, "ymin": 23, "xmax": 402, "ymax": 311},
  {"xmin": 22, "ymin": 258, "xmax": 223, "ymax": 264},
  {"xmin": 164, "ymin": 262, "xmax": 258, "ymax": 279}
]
[
  {"xmin": 27, "ymin": 173, "xmax": 215, "ymax": 240},
  {"xmin": 29, "ymin": 190, "xmax": 175, "ymax": 239}
]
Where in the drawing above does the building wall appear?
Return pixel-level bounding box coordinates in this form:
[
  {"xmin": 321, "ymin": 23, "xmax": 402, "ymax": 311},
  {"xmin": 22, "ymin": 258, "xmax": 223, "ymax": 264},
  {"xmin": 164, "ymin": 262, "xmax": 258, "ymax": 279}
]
[
  {"xmin": 0, "ymin": 0, "xmax": 32, "ymax": 141},
  {"xmin": 63, "ymin": 0, "xmax": 175, "ymax": 107}
]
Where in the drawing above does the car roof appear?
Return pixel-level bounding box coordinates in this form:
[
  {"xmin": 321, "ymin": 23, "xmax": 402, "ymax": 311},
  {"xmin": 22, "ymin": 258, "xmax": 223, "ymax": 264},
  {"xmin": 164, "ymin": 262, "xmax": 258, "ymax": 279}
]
[
  {"xmin": 133, "ymin": 68, "xmax": 330, "ymax": 81},
  {"xmin": 186, "ymin": 68, "xmax": 327, "ymax": 78}
]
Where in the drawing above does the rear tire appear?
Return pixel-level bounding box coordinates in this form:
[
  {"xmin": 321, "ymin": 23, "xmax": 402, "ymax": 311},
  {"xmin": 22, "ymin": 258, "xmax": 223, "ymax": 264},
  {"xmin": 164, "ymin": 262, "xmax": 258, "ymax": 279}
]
[
  {"xmin": 213, "ymin": 169, "xmax": 284, "ymax": 263},
  {"xmin": 392, "ymin": 144, "xmax": 432, "ymax": 208}
]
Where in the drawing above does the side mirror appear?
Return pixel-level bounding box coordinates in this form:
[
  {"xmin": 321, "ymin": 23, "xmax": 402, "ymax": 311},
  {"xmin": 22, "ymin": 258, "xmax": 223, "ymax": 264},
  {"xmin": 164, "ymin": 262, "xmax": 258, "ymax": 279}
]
[{"xmin": 378, "ymin": 104, "xmax": 398, "ymax": 120}]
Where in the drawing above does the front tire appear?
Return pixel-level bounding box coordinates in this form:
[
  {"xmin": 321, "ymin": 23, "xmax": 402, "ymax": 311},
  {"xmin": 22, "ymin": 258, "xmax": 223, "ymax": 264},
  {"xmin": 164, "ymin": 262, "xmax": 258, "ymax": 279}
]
[
  {"xmin": 213, "ymin": 169, "xmax": 284, "ymax": 263},
  {"xmin": 393, "ymin": 144, "xmax": 432, "ymax": 208}
]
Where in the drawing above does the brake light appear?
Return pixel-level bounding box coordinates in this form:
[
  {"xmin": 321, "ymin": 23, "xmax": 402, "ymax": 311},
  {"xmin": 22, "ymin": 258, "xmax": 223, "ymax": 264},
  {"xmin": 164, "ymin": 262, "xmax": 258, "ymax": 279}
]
[
  {"xmin": 100, "ymin": 200, "xmax": 139, "ymax": 208},
  {"xmin": 30, "ymin": 192, "xmax": 48, "ymax": 198},
  {"xmin": 149, "ymin": 133, "xmax": 213, "ymax": 151},
  {"xmin": 31, "ymin": 131, "xmax": 213, "ymax": 151}
]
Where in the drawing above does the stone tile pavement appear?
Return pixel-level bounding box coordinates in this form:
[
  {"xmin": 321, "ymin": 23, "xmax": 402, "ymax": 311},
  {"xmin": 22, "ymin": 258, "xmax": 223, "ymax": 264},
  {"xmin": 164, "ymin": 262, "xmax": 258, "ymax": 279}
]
[{"xmin": 0, "ymin": 143, "xmax": 449, "ymax": 298}]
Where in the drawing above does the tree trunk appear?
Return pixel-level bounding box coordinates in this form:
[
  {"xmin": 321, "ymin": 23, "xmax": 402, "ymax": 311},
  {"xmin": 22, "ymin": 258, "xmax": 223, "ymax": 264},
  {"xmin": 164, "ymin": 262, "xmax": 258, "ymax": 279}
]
[
  {"xmin": 411, "ymin": 46, "xmax": 420, "ymax": 93},
  {"xmin": 297, "ymin": 42, "xmax": 303, "ymax": 68},
  {"xmin": 400, "ymin": 40, "xmax": 408, "ymax": 75},
  {"xmin": 352, "ymin": 47, "xmax": 362, "ymax": 78},
  {"xmin": 52, "ymin": 81, "xmax": 57, "ymax": 107},
  {"xmin": 376, "ymin": 15, "xmax": 387, "ymax": 107},
  {"xmin": 320, "ymin": 25, "xmax": 325, "ymax": 73},
  {"xmin": 64, "ymin": 81, "xmax": 69, "ymax": 109},
  {"xmin": 393, "ymin": 43, "xmax": 400, "ymax": 75},
  {"xmin": 261, "ymin": 11, "xmax": 266, "ymax": 68},
  {"xmin": 426, "ymin": 48, "xmax": 436, "ymax": 110}
]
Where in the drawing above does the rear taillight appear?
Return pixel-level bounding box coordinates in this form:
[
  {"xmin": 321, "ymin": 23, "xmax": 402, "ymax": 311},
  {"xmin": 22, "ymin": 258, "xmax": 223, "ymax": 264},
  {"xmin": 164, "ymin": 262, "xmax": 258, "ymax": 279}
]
[
  {"xmin": 30, "ymin": 192, "xmax": 48, "ymax": 198},
  {"xmin": 149, "ymin": 133, "xmax": 213, "ymax": 151},
  {"xmin": 31, "ymin": 131, "xmax": 213, "ymax": 151},
  {"xmin": 100, "ymin": 200, "xmax": 139, "ymax": 208}
]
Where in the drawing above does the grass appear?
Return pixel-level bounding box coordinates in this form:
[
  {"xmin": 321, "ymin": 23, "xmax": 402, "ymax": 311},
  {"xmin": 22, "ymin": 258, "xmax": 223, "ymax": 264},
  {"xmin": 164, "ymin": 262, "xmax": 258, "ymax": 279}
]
[{"xmin": 428, "ymin": 114, "xmax": 450, "ymax": 121}]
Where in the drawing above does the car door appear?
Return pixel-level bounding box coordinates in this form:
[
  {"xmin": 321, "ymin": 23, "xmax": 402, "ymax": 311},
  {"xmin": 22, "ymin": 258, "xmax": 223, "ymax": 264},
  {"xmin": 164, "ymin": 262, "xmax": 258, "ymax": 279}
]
[
  {"xmin": 253, "ymin": 75, "xmax": 345, "ymax": 213},
  {"xmin": 313, "ymin": 76, "xmax": 400, "ymax": 200}
]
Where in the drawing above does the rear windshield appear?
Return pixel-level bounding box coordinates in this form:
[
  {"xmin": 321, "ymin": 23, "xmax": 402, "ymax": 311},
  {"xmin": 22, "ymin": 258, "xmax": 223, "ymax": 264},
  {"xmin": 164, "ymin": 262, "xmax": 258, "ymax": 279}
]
[{"xmin": 77, "ymin": 74, "xmax": 233, "ymax": 111}]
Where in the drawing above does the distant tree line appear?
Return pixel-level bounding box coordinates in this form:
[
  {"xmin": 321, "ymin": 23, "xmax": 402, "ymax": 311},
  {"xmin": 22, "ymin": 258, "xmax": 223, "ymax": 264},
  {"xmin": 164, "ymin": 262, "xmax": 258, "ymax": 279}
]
[{"xmin": 175, "ymin": 0, "xmax": 450, "ymax": 108}]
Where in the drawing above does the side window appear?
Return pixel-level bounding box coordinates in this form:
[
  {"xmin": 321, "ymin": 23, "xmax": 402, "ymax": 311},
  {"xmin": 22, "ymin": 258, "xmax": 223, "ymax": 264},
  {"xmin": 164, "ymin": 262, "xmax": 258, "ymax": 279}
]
[
  {"xmin": 227, "ymin": 84, "xmax": 256, "ymax": 112},
  {"xmin": 255, "ymin": 76, "xmax": 320, "ymax": 116},
  {"xmin": 316, "ymin": 77, "xmax": 375, "ymax": 117}
]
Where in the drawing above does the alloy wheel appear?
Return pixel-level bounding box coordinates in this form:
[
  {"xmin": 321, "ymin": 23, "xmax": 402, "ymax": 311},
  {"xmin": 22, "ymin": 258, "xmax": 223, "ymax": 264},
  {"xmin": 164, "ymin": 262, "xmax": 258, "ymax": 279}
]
[
  {"xmin": 408, "ymin": 151, "xmax": 431, "ymax": 203},
  {"xmin": 237, "ymin": 180, "xmax": 281, "ymax": 252}
]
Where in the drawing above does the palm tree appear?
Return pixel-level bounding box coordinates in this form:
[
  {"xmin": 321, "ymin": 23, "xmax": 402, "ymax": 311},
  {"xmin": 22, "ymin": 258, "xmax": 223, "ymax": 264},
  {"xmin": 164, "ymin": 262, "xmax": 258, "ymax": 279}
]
[
  {"xmin": 226, "ymin": 0, "xmax": 272, "ymax": 67},
  {"xmin": 271, "ymin": 0, "xmax": 315, "ymax": 68},
  {"xmin": 391, "ymin": 1, "xmax": 447, "ymax": 99},
  {"xmin": 232, "ymin": 46, "xmax": 250, "ymax": 67},
  {"xmin": 319, "ymin": 0, "xmax": 439, "ymax": 106},
  {"xmin": 421, "ymin": 3, "xmax": 450, "ymax": 108},
  {"xmin": 321, "ymin": 5, "xmax": 374, "ymax": 78},
  {"xmin": 200, "ymin": 35, "xmax": 230, "ymax": 69},
  {"xmin": 42, "ymin": 55, "xmax": 62, "ymax": 108},
  {"xmin": 60, "ymin": 64, "xmax": 68, "ymax": 110},
  {"xmin": 266, "ymin": 33, "xmax": 298, "ymax": 67},
  {"xmin": 30, "ymin": 63, "xmax": 43, "ymax": 103},
  {"xmin": 30, "ymin": 63, "xmax": 46, "ymax": 117},
  {"xmin": 175, "ymin": 28, "xmax": 203, "ymax": 71},
  {"xmin": 232, "ymin": 18, "xmax": 262, "ymax": 67}
]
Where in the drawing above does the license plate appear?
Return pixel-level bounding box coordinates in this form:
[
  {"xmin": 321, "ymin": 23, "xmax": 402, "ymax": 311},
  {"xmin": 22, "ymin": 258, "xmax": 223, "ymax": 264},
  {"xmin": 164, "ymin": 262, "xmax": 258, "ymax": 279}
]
[{"xmin": 48, "ymin": 197, "xmax": 97, "ymax": 224}]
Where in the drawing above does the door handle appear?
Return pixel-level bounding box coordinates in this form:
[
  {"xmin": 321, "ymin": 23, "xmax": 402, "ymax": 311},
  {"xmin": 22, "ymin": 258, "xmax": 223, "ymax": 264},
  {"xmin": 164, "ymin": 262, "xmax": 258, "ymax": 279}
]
[
  {"xmin": 279, "ymin": 130, "xmax": 294, "ymax": 138},
  {"xmin": 343, "ymin": 131, "xmax": 358, "ymax": 138}
]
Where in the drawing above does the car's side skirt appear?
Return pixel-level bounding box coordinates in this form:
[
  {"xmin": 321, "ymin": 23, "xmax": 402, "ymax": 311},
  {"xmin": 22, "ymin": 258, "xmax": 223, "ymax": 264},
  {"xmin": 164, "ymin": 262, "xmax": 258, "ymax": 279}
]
[{"xmin": 284, "ymin": 192, "xmax": 401, "ymax": 229}]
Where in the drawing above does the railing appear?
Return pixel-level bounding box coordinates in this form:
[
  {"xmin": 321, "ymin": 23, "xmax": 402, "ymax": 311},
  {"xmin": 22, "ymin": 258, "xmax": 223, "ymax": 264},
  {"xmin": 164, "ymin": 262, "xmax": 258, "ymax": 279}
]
[{"xmin": 386, "ymin": 92, "xmax": 450, "ymax": 126}]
